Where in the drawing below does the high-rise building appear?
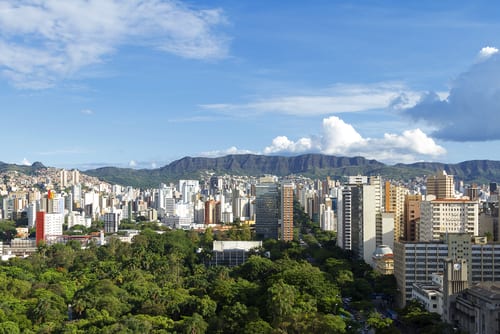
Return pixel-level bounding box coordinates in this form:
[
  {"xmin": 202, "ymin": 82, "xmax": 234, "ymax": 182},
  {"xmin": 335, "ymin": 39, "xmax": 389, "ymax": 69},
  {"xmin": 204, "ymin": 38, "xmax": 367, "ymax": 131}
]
[
  {"xmin": 385, "ymin": 181, "xmax": 409, "ymax": 241},
  {"xmin": 337, "ymin": 184, "xmax": 379, "ymax": 266},
  {"xmin": 104, "ymin": 211, "xmax": 121, "ymax": 233},
  {"xmin": 255, "ymin": 182, "xmax": 280, "ymax": 240},
  {"xmin": 426, "ymin": 171, "xmax": 455, "ymax": 199},
  {"xmin": 204, "ymin": 199, "xmax": 217, "ymax": 225},
  {"xmin": 403, "ymin": 194, "xmax": 422, "ymax": 241},
  {"xmin": 59, "ymin": 169, "xmax": 68, "ymax": 188},
  {"xmin": 179, "ymin": 180, "xmax": 199, "ymax": 204},
  {"xmin": 35, "ymin": 211, "xmax": 63, "ymax": 245},
  {"xmin": 420, "ymin": 199, "xmax": 479, "ymax": 241},
  {"xmin": 281, "ymin": 181, "xmax": 294, "ymax": 241},
  {"xmin": 320, "ymin": 204, "xmax": 335, "ymax": 232},
  {"xmin": 27, "ymin": 202, "xmax": 36, "ymax": 228}
]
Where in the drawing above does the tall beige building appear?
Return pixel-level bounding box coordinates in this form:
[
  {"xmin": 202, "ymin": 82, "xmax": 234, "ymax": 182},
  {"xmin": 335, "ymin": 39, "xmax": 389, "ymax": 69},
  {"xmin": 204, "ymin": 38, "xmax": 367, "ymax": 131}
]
[
  {"xmin": 385, "ymin": 181, "xmax": 409, "ymax": 241},
  {"xmin": 404, "ymin": 194, "xmax": 422, "ymax": 241},
  {"xmin": 426, "ymin": 170, "xmax": 454, "ymax": 199},
  {"xmin": 281, "ymin": 181, "xmax": 294, "ymax": 241}
]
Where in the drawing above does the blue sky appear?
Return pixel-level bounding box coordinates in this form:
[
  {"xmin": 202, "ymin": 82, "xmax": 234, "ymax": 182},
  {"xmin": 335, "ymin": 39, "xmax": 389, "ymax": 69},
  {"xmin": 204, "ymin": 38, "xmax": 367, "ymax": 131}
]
[{"xmin": 2, "ymin": 0, "xmax": 500, "ymax": 170}]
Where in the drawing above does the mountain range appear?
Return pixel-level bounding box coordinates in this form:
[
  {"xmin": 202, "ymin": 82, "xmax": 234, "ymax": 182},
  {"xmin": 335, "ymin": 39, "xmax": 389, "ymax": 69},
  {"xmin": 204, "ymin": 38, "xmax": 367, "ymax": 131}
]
[
  {"xmin": 83, "ymin": 154, "xmax": 500, "ymax": 188},
  {"xmin": 3, "ymin": 154, "xmax": 500, "ymax": 188}
]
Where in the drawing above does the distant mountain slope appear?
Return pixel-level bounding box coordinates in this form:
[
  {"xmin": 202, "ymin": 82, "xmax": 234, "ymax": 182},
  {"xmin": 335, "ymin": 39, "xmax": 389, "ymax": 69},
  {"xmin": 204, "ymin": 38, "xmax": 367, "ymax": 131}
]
[
  {"xmin": 3, "ymin": 155, "xmax": 498, "ymax": 188},
  {"xmin": 83, "ymin": 154, "xmax": 386, "ymax": 187},
  {"xmin": 83, "ymin": 154, "xmax": 500, "ymax": 187},
  {"xmin": 0, "ymin": 161, "xmax": 46, "ymax": 174}
]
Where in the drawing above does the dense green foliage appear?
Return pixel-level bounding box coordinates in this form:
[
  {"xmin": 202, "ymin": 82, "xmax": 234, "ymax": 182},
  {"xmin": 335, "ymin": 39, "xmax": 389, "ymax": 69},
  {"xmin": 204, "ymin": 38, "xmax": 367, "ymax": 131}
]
[
  {"xmin": 0, "ymin": 203, "xmax": 451, "ymax": 333},
  {"xmin": 0, "ymin": 229, "xmax": 351, "ymax": 333}
]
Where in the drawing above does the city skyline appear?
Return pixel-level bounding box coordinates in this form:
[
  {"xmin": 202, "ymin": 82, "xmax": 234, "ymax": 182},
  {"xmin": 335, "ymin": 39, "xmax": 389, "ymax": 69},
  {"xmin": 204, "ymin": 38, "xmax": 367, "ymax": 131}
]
[{"xmin": 2, "ymin": 1, "xmax": 500, "ymax": 170}]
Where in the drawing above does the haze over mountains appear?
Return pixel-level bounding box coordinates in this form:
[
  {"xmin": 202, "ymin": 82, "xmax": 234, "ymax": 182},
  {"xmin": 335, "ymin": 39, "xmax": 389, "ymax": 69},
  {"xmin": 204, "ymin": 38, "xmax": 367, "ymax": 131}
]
[{"xmin": 3, "ymin": 154, "xmax": 499, "ymax": 188}]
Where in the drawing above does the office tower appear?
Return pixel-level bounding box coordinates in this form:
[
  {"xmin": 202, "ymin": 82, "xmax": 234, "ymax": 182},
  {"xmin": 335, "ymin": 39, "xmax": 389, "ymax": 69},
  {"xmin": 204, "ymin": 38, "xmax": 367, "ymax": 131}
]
[
  {"xmin": 465, "ymin": 184, "xmax": 480, "ymax": 201},
  {"xmin": 403, "ymin": 194, "xmax": 422, "ymax": 241},
  {"xmin": 337, "ymin": 184, "xmax": 379, "ymax": 266},
  {"xmin": 27, "ymin": 202, "xmax": 36, "ymax": 228},
  {"xmin": 179, "ymin": 180, "xmax": 199, "ymax": 204},
  {"xmin": 204, "ymin": 199, "xmax": 217, "ymax": 225},
  {"xmin": 103, "ymin": 211, "xmax": 121, "ymax": 233},
  {"xmin": 255, "ymin": 182, "xmax": 280, "ymax": 240},
  {"xmin": 71, "ymin": 169, "xmax": 80, "ymax": 185},
  {"xmin": 281, "ymin": 181, "xmax": 294, "ymax": 241},
  {"xmin": 420, "ymin": 199, "xmax": 479, "ymax": 241},
  {"xmin": 210, "ymin": 175, "xmax": 220, "ymax": 195},
  {"xmin": 35, "ymin": 211, "xmax": 63, "ymax": 245},
  {"xmin": 72, "ymin": 184, "xmax": 82, "ymax": 208},
  {"xmin": 348, "ymin": 175, "xmax": 368, "ymax": 185},
  {"xmin": 490, "ymin": 182, "xmax": 498, "ymax": 194},
  {"xmin": 426, "ymin": 170, "xmax": 454, "ymax": 199},
  {"xmin": 385, "ymin": 181, "xmax": 409, "ymax": 241},
  {"xmin": 65, "ymin": 193, "xmax": 73, "ymax": 213},
  {"xmin": 59, "ymin": 169, "xmax": 68, "ymax": 188},
  {"xmin": 320, "ymin": 203, "xmax": 336, "ymax": 232}
]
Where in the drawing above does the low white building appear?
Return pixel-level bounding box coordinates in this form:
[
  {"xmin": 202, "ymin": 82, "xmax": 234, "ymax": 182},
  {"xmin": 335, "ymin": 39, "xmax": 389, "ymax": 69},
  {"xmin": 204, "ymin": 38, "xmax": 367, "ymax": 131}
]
[{"xmin": 412, "ymin": 273, "xmax": 444, "ymax": 316}]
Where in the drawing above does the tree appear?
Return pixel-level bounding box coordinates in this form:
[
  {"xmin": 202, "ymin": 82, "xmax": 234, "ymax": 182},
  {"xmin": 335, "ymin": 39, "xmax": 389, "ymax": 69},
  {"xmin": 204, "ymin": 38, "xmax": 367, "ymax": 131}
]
[
  {"xmin": 178, "ymin": 313, "xmax": 208, "ymax": 334},
  {"xmin": 267, "ymin": 280, "xmax": 297, "ymax": 327},
  {"xmin": 243, "ymin": 320, "xmax": 273, "ymax": 334},
  {"xmin": 0, "ymin": 322, "xmax": 20, "ymax": 334},
  {"xmin": 366, "ymin": 311, "xmax": 393, "ymax": 331},
  {"xmin": 0, "ymin": 221, "xmax": 17, "ymax": 242}
]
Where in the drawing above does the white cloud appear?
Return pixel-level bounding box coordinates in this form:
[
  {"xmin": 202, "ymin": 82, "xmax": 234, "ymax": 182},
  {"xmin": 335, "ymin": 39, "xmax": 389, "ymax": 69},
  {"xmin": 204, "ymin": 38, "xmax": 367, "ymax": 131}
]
[
  {"xmin": 264, "ymin": 136, "xmax": 313, "ymax": 154},
  {"xmin": 151, "ymin": 162, "xmax": 157, "ymax": 169},
  {"xmin": 201, "ymin": 83, "xmax": 421, "ymax": 116},
  {"xmin": 404, "ymin": 47, "xmax": 500, "ymax": 141},
  {"xmin": 320, "ymin": 116, "xmax": 366, "ymax": 154},
  {"xmin": 200, "ymin": 146, "xmax": 256, "ymax": 157},
  {"xmin": 129, "ymin": 160, "xmax": 137, "ymax": 167},
  {"xmin": 478, "ymin": 46, "xmax": 499, "ymax": 60},
  {"xmin": 263, "ymin": 116, "xmax": 445, "ymax": 163},
  {"xmin": 0, "ymin": 0, "xmax": 228, "ymax": 88},
  {"xmin": 21, "ymin": 157, "xmax": 31, "ymax": 166},
  {"xmin": 81, "ymin": 109, "xmax": 93, "ymax": 115}
]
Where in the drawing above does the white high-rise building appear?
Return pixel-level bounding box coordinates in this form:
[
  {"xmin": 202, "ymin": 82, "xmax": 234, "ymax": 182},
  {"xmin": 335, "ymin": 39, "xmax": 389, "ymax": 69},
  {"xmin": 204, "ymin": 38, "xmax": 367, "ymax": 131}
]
[
  {"xmin": 320, "ymin": 205, "xmax": 335, "ymax": 231},
  {"xmin": 179, "ymin": 180, "xmax": 200, "ymax": 204},
  {"xmin": 420, "ymin": 199, "xmax": 479, "ymax": 241},
  {"xmin": 337, "ymin": 182, "xmax": 392, "ymax": 267}
]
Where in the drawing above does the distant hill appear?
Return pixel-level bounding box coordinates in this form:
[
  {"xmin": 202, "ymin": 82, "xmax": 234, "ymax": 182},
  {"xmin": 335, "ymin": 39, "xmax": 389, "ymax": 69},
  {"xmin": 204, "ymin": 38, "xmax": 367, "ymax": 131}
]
[
  {"xmin": 82, "ymin": 154, "xmax": 500, "ymax": 187},
  {"xmin": 3, "ymin": 155, "xmax": 498, "ymax": 188},
  {"xmin": 0, "ymin": 161, "xmax": 46, "ymax": 174}
]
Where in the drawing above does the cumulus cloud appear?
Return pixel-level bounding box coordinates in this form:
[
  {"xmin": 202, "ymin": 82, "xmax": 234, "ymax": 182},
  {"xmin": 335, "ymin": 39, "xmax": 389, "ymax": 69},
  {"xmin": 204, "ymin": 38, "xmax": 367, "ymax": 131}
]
[
  {"xmin": 129, "ymin": 160, "xmax": 137, "ymax": 167},
  {"xmin": 264, "ymin": 136, "xmax": 313, "ymax": 154},
  {"xmin": 201, "ymin": 83, "xmax": 421, "ymax": 116},
  {"xmin": 0, "ymin": 0, "xmax": 228, "ymax": 88},
  {"xmin": 403, "ymin": 46, "xmax": 500, "ymax": 141},
  {"xmin": 200, "ymin": 146, "xmax": 256, "ymax": 157},
  {"xmin": 478, "ymin": 46, "xmax": 498, "ymax": 60},
  {"xmin": 21, "ymin": 158, "xmax": 31, "ymax": 166},
  {"xmin": 263, "ymin": 116, "xmax": 445, "ymax": 163}
]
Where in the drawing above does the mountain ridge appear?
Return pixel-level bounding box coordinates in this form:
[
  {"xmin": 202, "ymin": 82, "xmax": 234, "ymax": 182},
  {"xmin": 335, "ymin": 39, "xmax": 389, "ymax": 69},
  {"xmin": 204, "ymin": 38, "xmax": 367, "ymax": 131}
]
[
  {"xmin": 83, "ymin": 154, "xmax": 500, "ymax": 187},
  {"xmin": 3, "ymin": 155, "xmax": 500, "ymax": 188}
]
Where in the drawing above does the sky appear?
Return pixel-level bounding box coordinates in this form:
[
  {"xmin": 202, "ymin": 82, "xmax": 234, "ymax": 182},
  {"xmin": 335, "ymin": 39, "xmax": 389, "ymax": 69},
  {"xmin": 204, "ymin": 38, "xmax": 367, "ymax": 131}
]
[{"xmin": 2, "ymin": 0, "xmax": 500, "ymax": 170}]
